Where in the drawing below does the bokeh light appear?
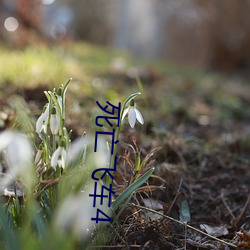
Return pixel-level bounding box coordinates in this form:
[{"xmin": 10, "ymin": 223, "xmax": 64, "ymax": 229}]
[
  {"xmin": 4, "ymin": 17, "xmax": 19, "ymax": 32},
  {"xmin": 41, "ymin": 0, "xmax": 55, "ymax": 5}
]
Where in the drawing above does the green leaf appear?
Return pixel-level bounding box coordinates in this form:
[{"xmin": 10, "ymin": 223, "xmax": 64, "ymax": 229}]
[
  {"xmin": 62, "ymin": 78, "xmax": 72, "ymax": 98},
  {"xmin": 179, "ymin": 199, "xmax": 191, "ymax": 222},
  {"xmin": 135, "ymin": 152, "xmax": 141, "ymax": 173},
  {"xmin": 0, "ymin": 208, "xmax": 21, "ymax": 250},
  {"xmin": 32, "ymin": 209, "xmax": 46, "ymax": 237},
  {"xmin": 112, "ymin": 192, "xmax": 133, "ymax": 224},
  {"xmin": 112, "ymin": 167, "xmax": 154, "ymax": 211}
]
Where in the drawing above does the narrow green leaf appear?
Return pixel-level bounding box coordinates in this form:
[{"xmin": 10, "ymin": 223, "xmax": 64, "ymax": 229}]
[
  {"xmin": 136, "ymin": 77, "xmax": 145, "ymax": 98},
  {"xmin": 135, "ymin": 152, "xmax": 141, "ymax": 173},
  {"xmin": 62, "ymin": 78, "xmax": 72, "ymax": 98},
  {"xmin": 32, "ymin": 210, "xmax": 45, "ymax": 237},
  {"xmin": 0, "ymin": 208, "xmax": 21, "ymax": 250},
  {"xmin": 179, "ymin": 199, "xmax": 191, "ymax": 222},
  {"xmin": 112, "ymin": 192, "xmax": 133, "ymax": 224},
  {"xmin": 112, "ymin": 167, "xmax": 154, "ymax": 211}
]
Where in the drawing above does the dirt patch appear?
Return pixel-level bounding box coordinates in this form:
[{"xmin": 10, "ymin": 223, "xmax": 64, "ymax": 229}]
[{"xmin": 2, "ymin": 74, "xmax": 250, "ymax": 249}]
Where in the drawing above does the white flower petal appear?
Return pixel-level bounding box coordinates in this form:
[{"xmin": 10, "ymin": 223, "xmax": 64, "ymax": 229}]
[
  {"xmin": 57, "ymin": 96, "xmax": 63, "ymax": 112},
  {"xmin": 50, "ymin": 114, "xmax": 59, "ymax": 135},
  {"xmin": 67, "ymin": 137, "xmax": 88, "ymax": 163},
  {"xmin": 128, "ymin": 107, "xmax": 136, "ymax": 128},
  {"xmin": 135, "ymin": 109, "xmax": 144, "ymax": 125},
  {"xmin": 121, "ymin": 107, "xmax": 129, "ymax": 120},
  {"xmin": 122, "ymin": 101, "xmax": 144, "ymax": 128},
  {"xmin": 36, "ymin": 104, "xmax": 50, "ymax": 134},
  {"xmin": 0, "ymin": 131, "xmax": 33, "ymax": 190},
  {"xmin": 44, "ymin": 104, "xmax": 50, "ymax": 118},
  {"xmin": 51, "ymin": 147, "xmax": 67, "ymax": 169},
  {"xmin": 55, "ymin": 192, "xmax": 94, "ymax": 240},
  {"xmin": 67, "ymin": 136, "xmax": 107, "ymax": 170},
  {"xmin": 41, "ymin": 122, "xmax": 48, "ymax": 133},
  {"xmin": 61, "ymin": 148, "xmax": 67, "ymax": 160},
  {"xmin": 0, "ymin": 130, "xmax": 13, "ymax": 151},
  {"xmin": 58, "ymin": 159, "xmax": 64, "ymax": 169},
  {"xmin": 60, "ymin": 148, "xmax": 67, "ymax": 169},
  {"xmin": 93, "ymin": 138, "xmax": 109, "ymax": 168},
  {"xmin": 51, "ymin": 147, "xmax": 61, "ymax": 168},
  {"xmin": 55, "ymin": 182, "xmax": 111, "ymax": 240},
  {"xmin": 36, "ymin": 113, "xmax": 45, "ymax": 133},
  {"xmin": 6, "ymin": 133, "xmax": 32, "ymax": 170}
]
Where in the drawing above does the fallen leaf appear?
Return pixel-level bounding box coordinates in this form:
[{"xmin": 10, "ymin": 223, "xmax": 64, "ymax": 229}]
[
  {"xmin": 174, "ymin": 192, "xmax": 191, "ymax": 222},
  {"xmin": 143, "ymin": 198, "xmax": 163, "ymax": 211},
  {"xmin": 142, "ymin": 198, "xmax": 164, "ymax": 221},
  {"xmin": 237, "ymin": 231, "xmax": 250, "ymax": 248},
  {"xmin": 200, "ymin": 224, "xmax": 229, "ymax": 237}
]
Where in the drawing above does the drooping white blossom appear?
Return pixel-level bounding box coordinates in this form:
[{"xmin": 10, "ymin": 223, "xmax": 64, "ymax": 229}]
[
  {"xmin": 54, "ymin": 182, "xmax": 111, "ymax": 240},
  {"xmin": 51, "ymin": 145, "xmax": 67, "ymax": 169},
  {"xmin": 122, "ymin": 99, "xmax": 144, "ymax": 128},
  {"xmin": 50, "ymin": 106, "xmax": 60, "ymax": 135},
  {"xmin": 57, "ymin": 94, "xmax": 63, "ymax": 112},
  {"xmin": 0, "ymin": 130, "xmax": 33, "ymax": 190},
  {"xmin": 35, "ymin": 144, "xmax": 43, "ymax": 164},
  {"xmin": 36, "ymin": 103, "xmax": 50, "ymax": 133}
]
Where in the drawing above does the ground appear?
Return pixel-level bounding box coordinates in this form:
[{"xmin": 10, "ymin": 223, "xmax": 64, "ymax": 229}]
[{"xmin": 0, "ymin": 42, "xmax": 249, "ymax": 249}]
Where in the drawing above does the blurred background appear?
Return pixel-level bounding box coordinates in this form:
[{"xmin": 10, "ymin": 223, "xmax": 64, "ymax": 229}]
[
  {"xmin": 0, "ymin": 2, "xmax": 250, "ymax": 249},
  {"xmin": 1, "ymin": 0, "xmax": 250, "ymax": 73}
]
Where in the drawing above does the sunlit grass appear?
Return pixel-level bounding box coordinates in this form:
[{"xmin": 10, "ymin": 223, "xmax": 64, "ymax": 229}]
[
  {"xmin": 0, "ymin": 41, "xmax": 247, "ymax": 129},
  {"xmin": 0, "ymin": 44, "xmax": 85, "ymax": 86},
  {"xmin": 0, "ymin": 41, "xmax": 206, "ymax": 87}
]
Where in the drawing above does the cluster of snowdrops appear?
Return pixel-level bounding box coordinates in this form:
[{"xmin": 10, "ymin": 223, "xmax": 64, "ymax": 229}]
[{"xmin": 0, "ymin": 79, "xmax": 152, "ymax": 249}]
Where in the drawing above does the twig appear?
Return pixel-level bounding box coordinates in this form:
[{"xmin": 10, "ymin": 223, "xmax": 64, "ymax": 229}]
[
  {"xmin": 184, "ymin": 221, "xmax": 187, "ymax": 250},
  {"xmin": 233, "ymin": 192, "xmax": 250, "ymax": 227},
  {"xmin": 221, "ymin": 190, "xmax": 236, "ymax": 221},
  {"xmin": 166, "ymin": 178, "xmax": 183, "ymax": 215},
  {"xmin": 129, "ymin": 203, "xmax": 237, "ymax": 249},
  {"xmin": 89, "ymin": 244, "xmax": 141, "ymax": 248},
  {"xmin": 34, "ymin": 179, "xmax": 60, "ymax": 198}
]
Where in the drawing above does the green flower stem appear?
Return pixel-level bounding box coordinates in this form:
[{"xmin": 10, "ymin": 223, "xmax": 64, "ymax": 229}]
[
  {"xmin": 108, "ymin": 92, "xmax": 141, "ymax": 187},
  {"xmin": 44, "ymin": 95, "xmax": 53, "ymax": 164},
  {"xmin": 63, "ymin": 127, "xmax": 70, "ymax": 150},
  {"xmin": 52, "ymin": 134, "xmax": 56, "ymax": 152},
  {"xmin": 48, "ymin": 79, "xmax": 71, "ymax": 137},
  {"xmin": 61, "ymin": 78, "xmax": 72, "ymax": 127},
  {"xmin": 44, "ymin": 139, "xmax": 50, "ymax": 165},
  {"xmin": 48, "ymin": 92, "xmax": 63, "ymax": 136}
]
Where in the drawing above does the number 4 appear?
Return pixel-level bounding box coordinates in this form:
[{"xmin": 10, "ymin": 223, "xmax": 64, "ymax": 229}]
[{"xmin": 91, "ymin": 209, "xmax": 111, "ymax": 223}]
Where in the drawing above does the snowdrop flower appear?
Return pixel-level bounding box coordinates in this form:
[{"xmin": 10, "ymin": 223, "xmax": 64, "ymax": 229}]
[
  {"xmin": 54, "ymin": 182, "xmax": 111, "ymax": 241},
  {"xmin": 122, "ymin": 99, "xmax": 144, "ymax": 128},
  {"xmin": 57, "ymin": 95, "xmax": 63, "ymax": 112},
  {"xmin": 51, "ymin": 142, "xmax": 67, "ymax": 169},
  {"xmin": 36, "ymin": 103, "xmax": 50, "ymax": 133},
  {"xmin": 0, "ymin": 130, "xmax": 33, "ymax": 190},
  {"xmin": 67, "ymin": 135, "xmax": 89, "ymax": 164},
  {"xmin": 50, "ymin": 106, "xmax": 60, "ymax": 135},
  {"xmin": 56, "ymin": 87, "xmax": 63, "ymax": 111},
  {"xmin": 35, "ymin": 144, "xmax": 43, "ymax": 164},
  {"xmin": 67, "ymin": 135, "xmax": 109, "ymax": 170}
]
